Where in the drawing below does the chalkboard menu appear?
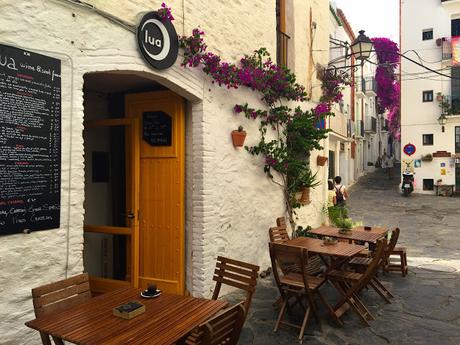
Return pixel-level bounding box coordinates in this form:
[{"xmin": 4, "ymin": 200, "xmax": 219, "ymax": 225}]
[
  {"xmin": 143, "ymin": 111, "xmax": 172, "ymax": 146},
  {"xmin": 0, "ymin": 44, "xmax": 61, "ymax": 235}
]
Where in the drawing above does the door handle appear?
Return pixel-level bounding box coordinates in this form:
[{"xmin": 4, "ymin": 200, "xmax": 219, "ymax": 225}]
[{"xmin": 121, "ymin": 212, "xmax": 135, "ymax": 219}]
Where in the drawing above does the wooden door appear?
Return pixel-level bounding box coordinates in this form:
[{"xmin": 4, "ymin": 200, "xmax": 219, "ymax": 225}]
[
  {"xmin": 125, "ymin": 91, "xmax": 185, "ymax": 295},
  {"xmin": 83, "ymin": 118, "xmax": 140, "ymax": 294}
]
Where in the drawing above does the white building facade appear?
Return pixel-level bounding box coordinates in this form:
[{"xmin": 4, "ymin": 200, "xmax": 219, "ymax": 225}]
[
  {"xmin": 0, "ymin": 0, "xmax": 334, "ymax": 343},
  {"xmin": 401, "ymin": 0, "xmax": 460, "ymax": 194}
]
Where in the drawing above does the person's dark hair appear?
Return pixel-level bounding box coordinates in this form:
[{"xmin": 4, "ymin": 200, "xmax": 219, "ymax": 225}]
[
  {"xmin": 328, "ymin": 180, "xmax": 334, "ymax": 190},
  {"xmin": 334, "ymin": 176, "xmax": 342, "ymax": 184}
]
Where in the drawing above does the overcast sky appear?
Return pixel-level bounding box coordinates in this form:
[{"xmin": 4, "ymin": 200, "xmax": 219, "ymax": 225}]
[{"xmin": 334, "ymin": 0, "xmax": 399, "ymax": 43}]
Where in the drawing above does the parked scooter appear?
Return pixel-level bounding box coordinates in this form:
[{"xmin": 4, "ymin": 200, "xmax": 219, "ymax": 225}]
[{"xmin": 402, "ymin": 171, "xmax": 414, "ymax": 197}]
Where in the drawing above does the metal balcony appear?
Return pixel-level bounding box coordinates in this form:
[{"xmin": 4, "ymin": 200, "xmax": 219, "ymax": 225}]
[
  {"xmin": 355, "ymin": 77, "xmax": 366, "ymax": 99},
  {"xmin": 438, "ymin": 37, "xmax": 452, "ymax": 62},
  {"xmin": 364, "ymin": 116, "xmax": 377, "ymax": 133},
  {"xmin": 439, "ymin": 94, "xmax": 460, "ymax": 115},
  {"xmin": 365, "ymin": 77, "xmax": 377, "ymax": 96}
]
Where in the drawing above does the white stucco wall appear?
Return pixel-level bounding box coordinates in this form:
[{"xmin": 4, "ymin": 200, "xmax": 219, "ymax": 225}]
[
  {"xmin": 0, "ymin": 1, "xmax": 332, "ymax": 343},
  {"xmin": 401, "ymin": 0, "xmax": 460, "ymax": 192}
]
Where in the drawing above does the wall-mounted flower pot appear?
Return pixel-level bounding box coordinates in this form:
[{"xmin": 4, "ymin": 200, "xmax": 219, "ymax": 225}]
[
  {"xmin": 231, "ymin": 129, "xmax": 247, "ymax": 147},
  {"xmin": 421, "ymin": 154, "xmax": 433, "ymax": 162},
  {"xmin": 317, "ymin": 155, "xmax": 328, "ymax": 166},
  {"xmin": 299, "ymin": 187, "xmax": 311, "ymax": 205}
]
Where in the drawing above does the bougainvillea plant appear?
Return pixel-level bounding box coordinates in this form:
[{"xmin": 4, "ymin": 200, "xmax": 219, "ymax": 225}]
[
  {"xmin": 157, "ymin": 2, "xmax": 174, "ymax": 22},
  {"xmin": 177, "ymin": 21, "xmax": 347, "ymax": 229},
  {"xmin": 372, "ymin": 37, "xmax": 400, "ymax": 140}
]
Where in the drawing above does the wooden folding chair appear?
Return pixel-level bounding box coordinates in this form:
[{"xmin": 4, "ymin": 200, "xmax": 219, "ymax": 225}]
[
  {"xmin": 326, "ymin": 239, "xmax": 387, "ymax": 327},
  {"xmin": 269, "ymin": 242, "xmax": 333, "ymax": 342},
  {"xmin": 350, "ymin": 228, "xmax": 400, "ymax": 269},
  {"xmin": 269, "ymin": 226, "xmax": 290, "ymax": 243},
  {"xmin": 184, "ymin": 302, "xmax": 246, "ymax": 345},
  {"xmin": 384, "ymin": 229, "xmax": 408, "ymax": 276},
  {"xmin": 276, "ymin": 216, "xmax": 287, "ymax": 228},
  {"xmin": 31, "ymin": 273, "xmax": 91, "ymax": 345},
  {"xmin": 347, "ymin": 228, "xmax": 400, "ymax": 303},
  {"xmin": 212, "ymin": 256, "xmax": 259, "ymax": 316}
]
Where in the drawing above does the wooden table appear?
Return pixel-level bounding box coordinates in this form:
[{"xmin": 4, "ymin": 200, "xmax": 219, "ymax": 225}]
[
  {"xmin": 309, "ymin": 225, "xmax": 388, "ymax": 243},
  {"xmin": 434, "ymin": 184, "xmax": 455, "ymax": 196},
  {"xmin": 284, "ymin": 237, "xmax": 366, "ymax": 258},
  {"xmin": 26, "ymin": 287, "xmax": 227, "ymax": 345}
]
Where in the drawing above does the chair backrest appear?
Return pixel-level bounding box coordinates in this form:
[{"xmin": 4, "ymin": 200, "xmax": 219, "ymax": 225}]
[
  {"xmin": 32, "ymin": 273, "xmax": 91, "ymax": 318},
  {"xmin": 353, "ymin": 239, "xmax": 387, "ymax": 293},
  {"xmin": 269, "ymin": 226, "xmax": 290, "ymax": 243},
  {"xmin": 32, "ymin": 273, "xmax": 91, "ymax": 345},
  {"xmin": 385, "ymin": 227, "xmax": 400, "ymax": 255},
  {"xmin": 276, "ymin": 217, "xmax": 287, "ymax": 228},
  {"xmin": 211, "ymin": 257, "xmax": 259, "ymax": 316},
  {"xmin": 269, "ymin": 242, "xmax": 311, "ymax": 291},
  {"xmin": 186, "ymin": 302, "xmax": 246, "ymax": 345}
]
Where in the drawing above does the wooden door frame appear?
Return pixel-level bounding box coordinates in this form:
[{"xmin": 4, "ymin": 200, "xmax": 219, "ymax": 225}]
[{"xmin": 83, "ymin": 118, "xmax": 140, "ymax": 293}]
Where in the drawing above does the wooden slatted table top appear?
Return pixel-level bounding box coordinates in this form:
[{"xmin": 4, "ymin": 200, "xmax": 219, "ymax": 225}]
[
  {"xmin": 309, "ymin": 225, "xmax": 388, "ymax": 243},
  {"xmin": 284, "ymin": 237, "xmax": 366, "ymax": 257},
  {"xmin": 26, "ymin": 287, "xmax": 227, "ymax": 345}
]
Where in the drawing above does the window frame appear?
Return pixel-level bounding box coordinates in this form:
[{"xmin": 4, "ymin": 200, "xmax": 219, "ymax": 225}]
[
  {"xmin": 422, "ymin": 29, "xmax": 433, "ymax": 41},
  {"xmin": 422, "ymin": 90, "xmax": 434, "ymax": 102},
  {"xmin": 422, "ymin": 134, "xmax": 434, "ymax": 146}
]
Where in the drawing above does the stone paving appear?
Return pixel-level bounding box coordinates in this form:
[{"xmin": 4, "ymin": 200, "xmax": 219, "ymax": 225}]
[{"xmin": 229, "ymin": 166, "xmax": 460, "ymax": 344}]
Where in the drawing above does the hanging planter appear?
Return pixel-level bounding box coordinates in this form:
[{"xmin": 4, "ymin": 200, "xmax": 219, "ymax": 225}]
[
  {"xmin": 317, "ymin": 155, "xmax": 328, "ymax": 166},
  {"xmin": 231, "ymin": 126, "xmax": 247, "ymax": 147}
]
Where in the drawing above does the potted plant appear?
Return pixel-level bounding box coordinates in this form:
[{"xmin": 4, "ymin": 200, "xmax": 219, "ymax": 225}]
[
  {"xmin": 421, "ymin": 154, "xmax": 433, "ymax": 162},
  {"xmin": 335, "ymin": 217, "xmax": 353, "ymax": 234},
  {"xmin": 317, "ymin": 155, "xmax": 328, "ymax": 166},
  {"xmin": 295, "ymin": 169, "xmax": 321, "ymax": 205},
  {"xmin": 231, "ymin": 125, "xmax": 246, "ymax": 147},
  {"xmin": 436, "ymin": 92, "xmax": 443, "ymax": 102}
]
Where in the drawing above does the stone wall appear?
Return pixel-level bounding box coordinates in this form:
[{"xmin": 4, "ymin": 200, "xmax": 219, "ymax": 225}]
[{"xmin": 0, "ymin": 1, "xmax": 329, "ymax": 343}]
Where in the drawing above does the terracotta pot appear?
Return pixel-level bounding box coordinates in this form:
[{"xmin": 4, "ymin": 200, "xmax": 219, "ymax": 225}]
[
  {"xmin": 436, "ymin": 95, "xmax": 443, "ymax": 102},
  {"xmin": 299, "ymin": 187, "xmax": 311, "ymax": 205},
  {"xmin": 317, "ymin": 155, "xmax": 328, "ymax": 166},
  {"xmin": 231, "ymin": 130, "xmax": 247, "ymax": 147}
]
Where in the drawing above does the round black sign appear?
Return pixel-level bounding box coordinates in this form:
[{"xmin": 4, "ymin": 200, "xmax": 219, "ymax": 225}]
[{"xmin": 137, "ymin": 12, "xmax": 179, "ymax": 70}]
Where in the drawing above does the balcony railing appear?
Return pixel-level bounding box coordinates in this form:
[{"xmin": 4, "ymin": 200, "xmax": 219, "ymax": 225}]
[
  {"xmin": 365, "ymin": 77, "xmax": 377, "ymax": 94},
  {"xmin": 381, "ymin": 119, "xmax": 389, "ymax": 132},
  {"xmin": 347, "ymin": 119, "xmax": 355, "ymax": 138},
  {"xmin": 328, "ymin": 111, "xmax": 348, "ymax": 137},
  {"xmin": 439, "ymin": 94, "xmax": 460, "ymax": 115},
  {"xmin": 356, "ymin": 120, "xmax": 364, "ymax": 137},
  {"xmin": 364, "ymin": 116, "xmax": 377, "ymax": 133},
  {"xmin": 277, "ymin": 30, "xmax": 290, "ymax": 68},
  {"xmin": 439, "ymin": 37, "xmax": 452, "ymax": 61},
  {"xmin": 355, "ymin": 77, "xmax": 366, "ymax": 96}
]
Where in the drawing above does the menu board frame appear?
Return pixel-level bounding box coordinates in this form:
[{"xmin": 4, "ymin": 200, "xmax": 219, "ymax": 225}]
[{"xmin": 0, "ymin": 43, "xmax": 61, "ymax": 235}]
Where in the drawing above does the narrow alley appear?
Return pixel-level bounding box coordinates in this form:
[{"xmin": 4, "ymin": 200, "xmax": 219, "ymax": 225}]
[{"xmin": 234, "ymin": 167, "xmax": 460, "ymax": 345}]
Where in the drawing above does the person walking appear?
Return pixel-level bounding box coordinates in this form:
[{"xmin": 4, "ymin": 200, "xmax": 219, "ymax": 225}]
[
  {"xmin": 334, "ymin": 176, "xmax": 349, "ymax": 207},
  {"xmin": 387, "ymin": 153, "xmax": 394, "ymax": 179},
  {"xmin": 327, "ymin": 180, "xmax": 337, "ymax": 207}
]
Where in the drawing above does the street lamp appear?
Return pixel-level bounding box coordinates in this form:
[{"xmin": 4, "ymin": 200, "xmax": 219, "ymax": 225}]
[
  {"xmin": 350, "ymin": 30, "xmax": 373, "ymax": 61},
  {"xmin": 437, "ymin": 114, "xmax": 447, "ymax": 132}
]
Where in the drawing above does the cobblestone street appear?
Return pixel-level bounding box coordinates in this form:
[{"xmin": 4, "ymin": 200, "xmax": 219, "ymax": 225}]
[{"xmin": 232, "ymin": 166, "xmax": 460, "ymax": 345}]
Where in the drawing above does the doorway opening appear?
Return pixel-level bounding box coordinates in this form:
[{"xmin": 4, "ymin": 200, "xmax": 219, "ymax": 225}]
[{"xmin": 82, "ymin": 72, "xmax": 185, "ymax": 295}]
